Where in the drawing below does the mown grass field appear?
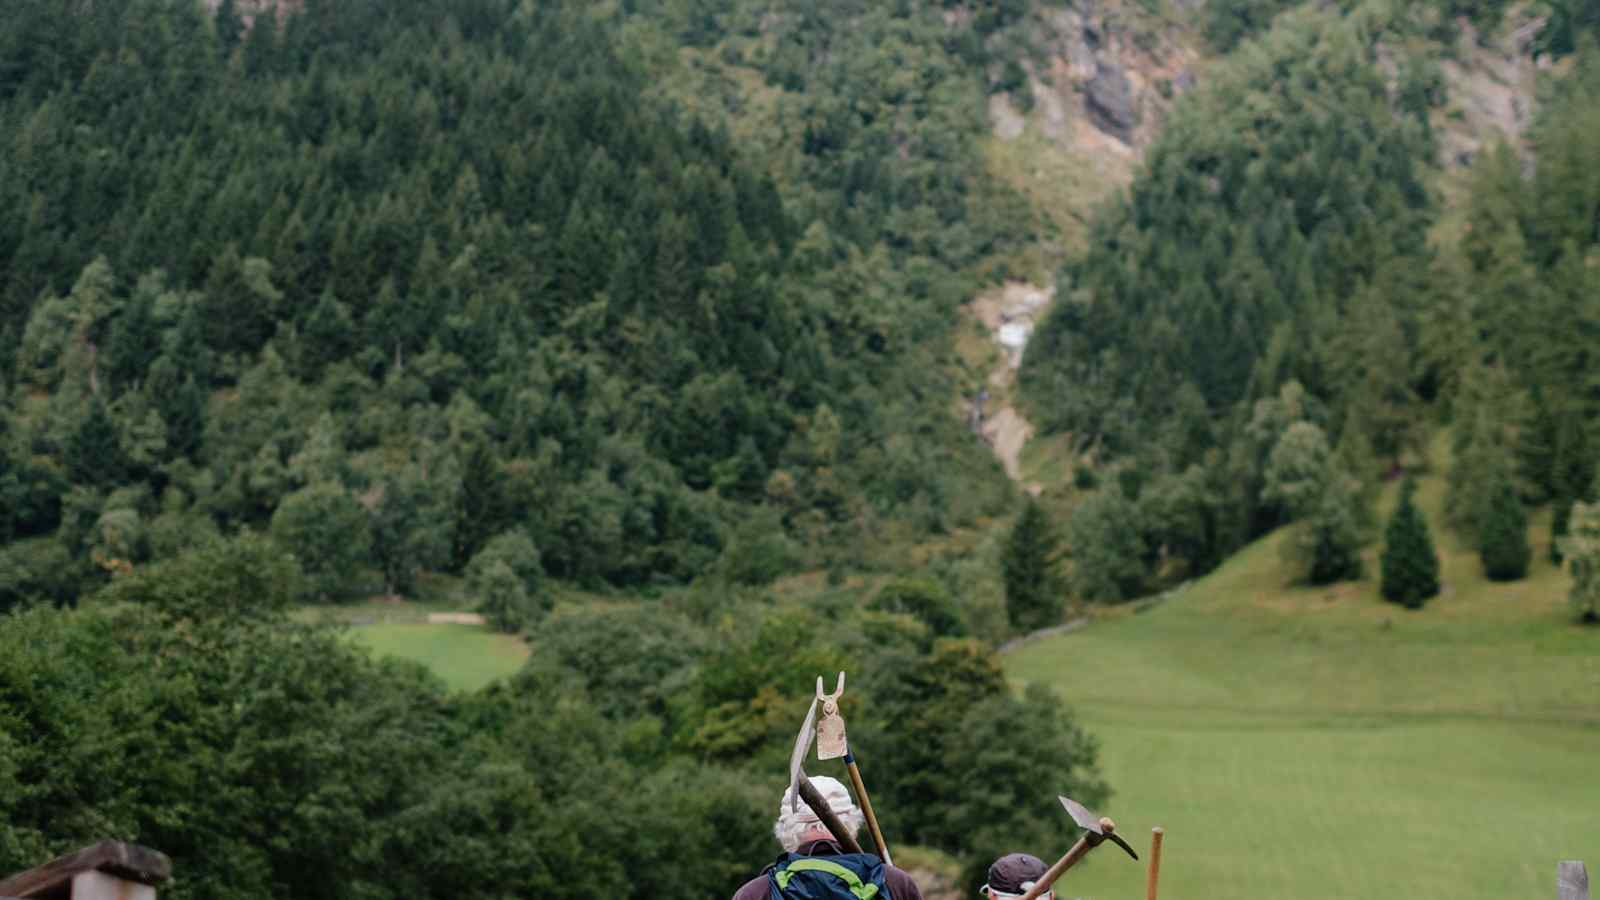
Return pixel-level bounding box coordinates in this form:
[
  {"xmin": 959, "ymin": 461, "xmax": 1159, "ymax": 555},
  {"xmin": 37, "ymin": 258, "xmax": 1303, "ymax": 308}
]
[
  {"xmin": 1005, "ymin": 472, "xmax": 1600, "ymax": 900},
  {"xmin": 347, "ymin": 623, "xmax": 528, "ymax": 692}
]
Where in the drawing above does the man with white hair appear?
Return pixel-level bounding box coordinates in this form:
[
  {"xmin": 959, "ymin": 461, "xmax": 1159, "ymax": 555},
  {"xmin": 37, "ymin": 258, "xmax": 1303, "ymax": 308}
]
[
  {"xmin": 978, "ymin": 853, "xmax": 1053, "ymax": 900},
  {"xmin": 731, "ymin": 774, "xmax": 924, "ymax": 900}
]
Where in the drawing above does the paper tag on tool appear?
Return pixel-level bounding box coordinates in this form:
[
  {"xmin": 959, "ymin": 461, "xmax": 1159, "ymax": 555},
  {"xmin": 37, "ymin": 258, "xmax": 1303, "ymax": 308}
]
[{"xmin": 816, "ymin": 701, "xmax": 848, "ymax": 759}]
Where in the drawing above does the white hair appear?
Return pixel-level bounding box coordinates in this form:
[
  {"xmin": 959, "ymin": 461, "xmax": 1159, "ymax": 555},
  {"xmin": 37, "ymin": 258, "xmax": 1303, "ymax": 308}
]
[{"xmin": 774, "ymin": 775, "xmax": 865, "ymax": 852}]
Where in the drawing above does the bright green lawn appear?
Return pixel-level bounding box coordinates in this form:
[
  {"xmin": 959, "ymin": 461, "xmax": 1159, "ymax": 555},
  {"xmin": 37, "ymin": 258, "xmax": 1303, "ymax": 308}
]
[
  {"xmin": 1005, "ymin": 474, "xmax": 1600, "ymax": 900},
  {"xmin": 347, "ymin": 623, "xmax": 529, "ymax": 692}
]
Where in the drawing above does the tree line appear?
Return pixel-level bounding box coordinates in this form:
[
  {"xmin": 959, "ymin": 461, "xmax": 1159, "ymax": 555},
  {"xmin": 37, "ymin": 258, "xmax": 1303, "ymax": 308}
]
[{"xmin": 0, "ymin": 532, "xmax": 1109, "ymax": 899}]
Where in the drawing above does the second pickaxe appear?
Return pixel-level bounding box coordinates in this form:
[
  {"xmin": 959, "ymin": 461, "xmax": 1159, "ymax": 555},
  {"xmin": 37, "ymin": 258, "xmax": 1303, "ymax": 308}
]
[{"xmin": 1017, "ymin": 796, "xmax": 1139, "ymax": 900}]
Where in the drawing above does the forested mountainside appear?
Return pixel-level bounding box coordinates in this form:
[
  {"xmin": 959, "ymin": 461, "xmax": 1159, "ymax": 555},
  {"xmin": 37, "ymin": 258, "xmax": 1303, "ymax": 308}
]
[
  {"xmin": 0, "ymin": 2, "xmax": 1106, "ymax": 897},
  {"xmin": 1, "ymin": 0, "xmax": 1596, "ymax": 898},
  {"xmin": 0, "ymin": 0, "xmax": 1041, "ymax": 609},
  {"xmin": 1021, "ymin": 0, "xmax": 1600, "ymax": 601}
]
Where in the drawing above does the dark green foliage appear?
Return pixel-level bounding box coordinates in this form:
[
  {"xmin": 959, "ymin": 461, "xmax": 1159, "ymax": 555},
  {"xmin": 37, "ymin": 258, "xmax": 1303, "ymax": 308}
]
[
  {"xmin": 366, "ymin": 469, "xmax": 451, "ymax": 597},
  {"xmin": 947, "ymin": 682, "xmax": 1109, "ymax": 889},
  {"xmin": 1003, "ymin": 498, "xmax": 1064, "ymax": 630},
  {"xmin": 466, "ymin": 531, "xmax": 546, "ymax": 633},
  {"xmin": 1204, "ymin": 0, "xmax": 1297, "ymax": 51},
  {"xmin": 1547, "ymin": 418, "xmax": 1593, "ymax": 564},
  {"xmin": 862, "ymin": 641, "xmax": 1108, "ymax": 885},
  {"xmin": 98, "ymin": 531, "xmax": 302, "ymax": 622},
  {"xmin": 1478, "ymin": 471, "xmax": 1531, "ymax": 581},
  {"xmin": 1537, "ymin": 0, "xmax": 1600, "ymax": 57},
  {"xmin": 1551, "ymin": 495, "xmax": 1574, "ymax": 564},
  {"xmin": 527, "ymin": 605, "xmax": 705, "ymax": 725},
  {"xmin": 0, "ymin": 538, "xmax": 79, "ymax": 610},
  {"xmin": 1299, "ymin": 477, "xmax": 1367, "ymax": 586},
  {"xmin": 0, "ymin": 0, "xmax": 1017, "ymax": 593},
  {"xmin": 870, "ymin": 577, "xmax": 967, "ymax": 639},
  {"xmin": 64, "ymin": 398, "xmax": 126, "ymax": 487},
  {"xmin": 1381, "ymin": 478, "xmax": 1440, "ymax": 608},
  {"xmin": 270, "ymin": 482, "xmax": 370, "ymax": 600},
  {"xmin": 1137, "ymin": 465, "xmax": 1231, "ymax": 578},
  {"xmin": 1067, "ymin": 487, "xmax": 1148, "ymax": 603}
]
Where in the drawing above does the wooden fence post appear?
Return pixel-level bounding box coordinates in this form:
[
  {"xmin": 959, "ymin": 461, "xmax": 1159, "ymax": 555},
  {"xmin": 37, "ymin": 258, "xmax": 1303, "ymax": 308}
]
[
  {"xmin": 1559, "ymin": 861, "xmax": 1590, "ymax": 900},
  {"xmin": 0, "ymin": 841, "xmax": 170, "ymax": 900}
]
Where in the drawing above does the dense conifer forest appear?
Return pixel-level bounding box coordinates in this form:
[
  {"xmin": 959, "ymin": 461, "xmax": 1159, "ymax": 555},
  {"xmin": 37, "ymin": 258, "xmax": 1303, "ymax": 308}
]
[{"xmin": 0, "ymin": 0, "xmax": 1040, "ymax": 607}]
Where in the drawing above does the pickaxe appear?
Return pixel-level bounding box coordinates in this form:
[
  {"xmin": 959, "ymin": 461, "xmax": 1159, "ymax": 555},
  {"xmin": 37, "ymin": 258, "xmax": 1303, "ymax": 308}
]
[
  {"xmin": 788, "ymin": 685, "xmax": 864, "ymax": 854},
  {"xmin": 1017, "ymin": 796, "xmax": 1139, "ymax": 900}
]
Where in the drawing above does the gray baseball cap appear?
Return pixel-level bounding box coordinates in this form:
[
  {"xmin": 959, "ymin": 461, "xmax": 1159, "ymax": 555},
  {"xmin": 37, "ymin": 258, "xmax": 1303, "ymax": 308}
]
[{"xmin": 985, "ymin": 853, "xmax": 1049, "ymax": 895}]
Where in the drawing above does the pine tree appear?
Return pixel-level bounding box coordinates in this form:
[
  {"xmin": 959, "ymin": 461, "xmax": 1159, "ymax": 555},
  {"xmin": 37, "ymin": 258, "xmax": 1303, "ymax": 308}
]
[
  {"xmin": 1003, "ymin": 498, "xmax": 1064, "ymax": 632},
  {"xmin": 1380, "ymin": 477, "xmax": 1439, "ymax": 608},
  {"xmin": 1478, "ymin": 470, "xmax": 1531, "ymax": 581}
]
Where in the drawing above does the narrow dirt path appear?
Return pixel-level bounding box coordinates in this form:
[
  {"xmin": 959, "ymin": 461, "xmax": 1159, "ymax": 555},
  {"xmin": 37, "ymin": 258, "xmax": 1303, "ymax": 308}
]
[{"xmin": 966, "ymin": 281, "xmax": 1054, "ymax": 493}]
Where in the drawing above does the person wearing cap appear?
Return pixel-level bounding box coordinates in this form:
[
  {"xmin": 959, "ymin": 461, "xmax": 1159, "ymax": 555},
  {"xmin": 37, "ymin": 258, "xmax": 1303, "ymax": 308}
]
[
  {"xmin": 979, "ymin": 853, "xmax": 1053, "ymax": 900},
  {"xmin": 731, "ymin": 774, "xmax": 924, "ymax": 900}
]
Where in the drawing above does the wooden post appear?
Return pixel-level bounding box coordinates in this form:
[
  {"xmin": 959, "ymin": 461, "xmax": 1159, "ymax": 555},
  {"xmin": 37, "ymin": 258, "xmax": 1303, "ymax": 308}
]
[
  {"xmin": 0, "ymin": 841, "xmax": 170, "ymax": 900},
  {"xmin": 1560, "ymin": 862, "xmax": 1590, "ymax": 900}
]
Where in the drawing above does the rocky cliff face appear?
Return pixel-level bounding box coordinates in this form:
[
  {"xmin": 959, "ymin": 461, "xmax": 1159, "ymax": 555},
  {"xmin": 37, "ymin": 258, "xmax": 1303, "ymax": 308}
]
[
  {"xmin": 991, "ymin": 0, "xmax": 1203, "ymax": 163},
  {"xmin": 1432, "ymin": 11, "xmax": 1551, "ymax": 169}
]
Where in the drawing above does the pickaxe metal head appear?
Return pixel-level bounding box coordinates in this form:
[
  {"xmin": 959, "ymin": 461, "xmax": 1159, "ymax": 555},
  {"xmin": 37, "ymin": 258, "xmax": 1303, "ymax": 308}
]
[
  {"xmin": 1059, "ymin": 796, "xmax": 1139, "ymax": 861},
  {"xmin": 788, "ymin": 694, "xmax": 818, "ymax": 813},
  {"xmin": 1016, "ymin": 795, "xmax": 1141, "ymax": 900}
]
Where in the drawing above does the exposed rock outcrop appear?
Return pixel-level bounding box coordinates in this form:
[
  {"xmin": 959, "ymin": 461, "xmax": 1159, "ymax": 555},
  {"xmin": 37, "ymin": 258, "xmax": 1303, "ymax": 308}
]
[
  {"xmin": 1433, "ymin": 12, "xmax": 1549, "ymax": 169},
  {"xmin": 1085, "ymin": 60, "xmax": 1139, "ymax": 142},
  {"xmin": 989, "ymin": 0, "xmax": 1201, "ymax": 153}
]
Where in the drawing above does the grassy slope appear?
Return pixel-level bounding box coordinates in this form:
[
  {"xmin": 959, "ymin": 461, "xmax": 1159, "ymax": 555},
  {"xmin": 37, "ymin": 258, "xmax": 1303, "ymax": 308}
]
[
  {"xmin": 1005, "ymin": 463, "xmax": 1599, "ymax": 900},
  {"xmin": 297, "ymin": 576, "xmax": 532, "ymax": 692},
  {"xmin": 348, "ymin": 623, "xmax": 529, "ymax": 692}
]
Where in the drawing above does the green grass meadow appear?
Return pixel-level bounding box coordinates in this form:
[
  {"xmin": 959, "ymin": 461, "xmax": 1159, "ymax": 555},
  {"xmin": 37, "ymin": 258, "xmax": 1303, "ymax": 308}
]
[
  {"xmin": 1005, "ymin": 475, "xmax": 1600, "ymax": 900},
  {"xmin": 347, "ymin": 623, "xmax": 528, "ymax": 692}
]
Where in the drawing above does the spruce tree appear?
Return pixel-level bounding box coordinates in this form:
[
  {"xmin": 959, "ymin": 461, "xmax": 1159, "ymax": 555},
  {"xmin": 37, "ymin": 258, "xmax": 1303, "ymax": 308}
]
[
  {"xmin": 1478, "ymin": 471, "xmax": 1531, "ymax": 581},
  {"xmin": 1003, "ymin": 498, "xmax": 1064, "ymax": 632},
  {"xmin": 1380, "ymin": 477, "xmax": 1439, "ymax": 608}
]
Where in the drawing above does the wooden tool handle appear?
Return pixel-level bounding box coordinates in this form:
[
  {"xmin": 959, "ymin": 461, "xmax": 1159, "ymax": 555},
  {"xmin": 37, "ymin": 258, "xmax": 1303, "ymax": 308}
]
[
  {"xmin": 844, "ymin": 756, "xmax": 892, "ymax": 866},
  {"xmin": 796, "ymin": 771, "xmax": 865, "ymax": 855},
  {"xmin": 1018, "ymin": 833, "xmax": 1102, "ymax": 900},
  {"xmin": 1146, "ymin": 827, "xmax": 1164, "ymax": 900}
]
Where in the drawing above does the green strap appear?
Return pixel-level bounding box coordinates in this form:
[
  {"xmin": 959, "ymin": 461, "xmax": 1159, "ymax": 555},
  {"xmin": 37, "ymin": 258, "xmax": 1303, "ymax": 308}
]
[{"xmin": 775, "ymin": 859, "xmax": 880, "ymax": 900}]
